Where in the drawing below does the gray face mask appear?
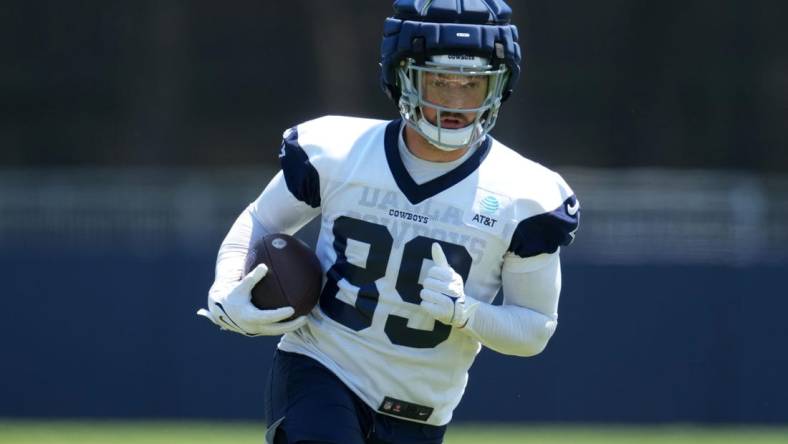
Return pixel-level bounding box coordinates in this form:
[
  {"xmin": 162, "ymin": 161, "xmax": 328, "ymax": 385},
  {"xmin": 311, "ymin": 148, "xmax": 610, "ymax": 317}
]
[{"xmin": 396, "ymin": 55, "xmax": 510, "ymax": 151}]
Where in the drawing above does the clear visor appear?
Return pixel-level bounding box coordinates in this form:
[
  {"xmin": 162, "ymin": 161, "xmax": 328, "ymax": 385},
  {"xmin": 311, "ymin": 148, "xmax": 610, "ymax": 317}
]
[{"xmin": 412, "ymin": 61, "xmax": 508, "ymax": 114}]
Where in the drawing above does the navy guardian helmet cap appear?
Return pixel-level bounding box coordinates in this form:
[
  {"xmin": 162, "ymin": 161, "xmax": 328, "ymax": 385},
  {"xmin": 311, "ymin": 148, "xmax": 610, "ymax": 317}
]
[{"xmin": 380, "ymin": 0, "xmax": 522, "ymax": 104}]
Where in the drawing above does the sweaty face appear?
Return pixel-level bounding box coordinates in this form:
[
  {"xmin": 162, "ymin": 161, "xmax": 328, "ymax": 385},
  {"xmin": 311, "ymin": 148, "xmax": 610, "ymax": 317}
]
[{"xmin": 420, "ymin": 72, "xmax": 489, "ymax": 129}]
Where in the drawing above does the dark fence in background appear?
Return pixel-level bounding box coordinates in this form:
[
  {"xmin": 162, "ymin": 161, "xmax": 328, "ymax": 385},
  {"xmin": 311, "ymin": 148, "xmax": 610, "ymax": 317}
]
[
  {"xmin": 1, "ymin": 168, "xmax": 786, "ymax": 423},
  {"xmin": 2, "ymin": 1, "xmax": 787, "ymax": 171}
]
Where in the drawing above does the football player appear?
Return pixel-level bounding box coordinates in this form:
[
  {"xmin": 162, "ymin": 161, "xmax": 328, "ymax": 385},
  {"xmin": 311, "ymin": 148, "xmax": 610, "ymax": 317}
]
[{"xmin": 198, "ymin": 1, "xmax": 579, "ymax": 443}]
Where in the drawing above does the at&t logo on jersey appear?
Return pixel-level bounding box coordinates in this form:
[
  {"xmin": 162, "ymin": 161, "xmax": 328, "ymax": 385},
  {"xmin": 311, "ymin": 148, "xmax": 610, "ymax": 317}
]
[
  {"xmin": 471, "ymin": 213, "xmax": 497, "ymax": 227},
  {"xmin": 467, "ymin": 193, "xmax": 507, "ymax": 234},
  {"xmin": 479, "ymin": 195, "xmax": 500, "ymax": 214}
]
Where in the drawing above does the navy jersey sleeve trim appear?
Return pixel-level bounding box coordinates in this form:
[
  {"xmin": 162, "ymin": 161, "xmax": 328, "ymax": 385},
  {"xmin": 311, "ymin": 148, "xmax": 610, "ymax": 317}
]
[
  {"xmin": 508, "ymin": 195, "xmax": 580, "ymax": 258},
  {"xmin": 279, "ymin": 127, "xmax": 321, "ymax": 208},
  {"xmin": 384, "ymin": 119, "xmax": 492, "ymax": 205}
]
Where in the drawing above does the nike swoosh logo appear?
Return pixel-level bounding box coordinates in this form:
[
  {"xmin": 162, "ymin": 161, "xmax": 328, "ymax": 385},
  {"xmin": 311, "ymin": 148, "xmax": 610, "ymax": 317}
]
[
  {"xmin": 215, "ymin": 302, "xmax": 255, "ymax": 335},
  {"xmin": 566, "ymin": 199, "xmax": 580, "ymax": 216}
]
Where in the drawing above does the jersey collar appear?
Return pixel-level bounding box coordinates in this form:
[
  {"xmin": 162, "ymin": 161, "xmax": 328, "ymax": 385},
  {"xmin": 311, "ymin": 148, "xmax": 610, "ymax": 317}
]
[{"xmin": 384, "ymin": 119, "xmax": 492, "ymax": 205}]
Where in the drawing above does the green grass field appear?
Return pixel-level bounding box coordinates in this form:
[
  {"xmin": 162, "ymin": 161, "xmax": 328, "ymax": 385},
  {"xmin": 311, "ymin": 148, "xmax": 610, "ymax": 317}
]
[{"xmin": 1, "ymin": 421, "xmax": 787, "ymax": 444}]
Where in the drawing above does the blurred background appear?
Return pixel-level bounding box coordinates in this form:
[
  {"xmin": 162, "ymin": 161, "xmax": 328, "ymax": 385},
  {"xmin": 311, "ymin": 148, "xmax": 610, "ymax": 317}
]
[{"xmin": 1, "ymin": 0, "xmax": 787, "ymax": 441}]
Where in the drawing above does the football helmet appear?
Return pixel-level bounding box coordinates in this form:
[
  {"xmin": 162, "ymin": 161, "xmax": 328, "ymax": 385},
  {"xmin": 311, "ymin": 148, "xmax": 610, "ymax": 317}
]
[{"xmin": 380, "ymin": 0, "xmax": 522, "ymax": 150}]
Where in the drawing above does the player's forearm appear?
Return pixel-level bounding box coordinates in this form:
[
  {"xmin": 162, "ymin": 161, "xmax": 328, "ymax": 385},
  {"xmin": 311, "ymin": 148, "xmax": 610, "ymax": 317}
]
[
  {"xmin": 461, "ymin": 252, "xmax": 562, "ymax": 357},
  {"xmin": 212, "ymin": 204, "xmax": 270, "ymax": 290},
  {"xmin": 212, "ymin": 171, "xmax": 320, "ymax": 290},
  {"xmin": 462, "ymin": 303, "xmax": 557, "ymax": 357}
]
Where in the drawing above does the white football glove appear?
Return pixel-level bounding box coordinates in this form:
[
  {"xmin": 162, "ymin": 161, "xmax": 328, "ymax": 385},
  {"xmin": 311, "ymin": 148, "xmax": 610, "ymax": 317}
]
[
  {"xmin": 419, "ymin": 243, "xmax": 481, "ymax": 329},
  {"xmin": 197, "ymin": 264, "xmax": 307, "ymax": 337}
]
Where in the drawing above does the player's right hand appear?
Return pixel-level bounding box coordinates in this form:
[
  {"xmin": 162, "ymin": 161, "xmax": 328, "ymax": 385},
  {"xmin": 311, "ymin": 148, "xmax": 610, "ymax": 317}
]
[
  {"xmin": 419, "ymin": 243, "xmax": 481, "ymax": 329},
  {"xmin": 196, "ymin": 264, "xmax": 307, "ymax": 337}
]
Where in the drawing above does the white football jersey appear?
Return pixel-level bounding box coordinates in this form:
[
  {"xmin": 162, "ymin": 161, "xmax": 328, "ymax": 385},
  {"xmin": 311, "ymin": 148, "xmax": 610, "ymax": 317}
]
[{"xmin": 276, "ymin": 115, "xmax": 578, "ymax": 426}]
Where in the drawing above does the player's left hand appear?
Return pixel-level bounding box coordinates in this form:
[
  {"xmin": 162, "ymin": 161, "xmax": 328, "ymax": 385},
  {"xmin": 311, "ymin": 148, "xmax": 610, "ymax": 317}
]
[
  {"xmin": 419, "ymin": 243, "xmax": 480, "ymax": 328},
  {"xmin": 196, "ymin": 264, "xmax": 307, "ymax": 337}
]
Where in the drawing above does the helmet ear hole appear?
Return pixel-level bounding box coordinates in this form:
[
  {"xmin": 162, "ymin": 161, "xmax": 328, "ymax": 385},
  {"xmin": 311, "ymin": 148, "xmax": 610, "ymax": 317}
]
[{"xmin": 411, "ymin": 37, "xmax": 426, "ymax": 65}]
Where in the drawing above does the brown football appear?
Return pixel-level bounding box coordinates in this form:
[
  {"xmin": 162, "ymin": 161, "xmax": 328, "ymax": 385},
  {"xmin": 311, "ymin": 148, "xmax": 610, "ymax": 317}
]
[{"xmin": 244, "ymin": 233, "xmax": 323, "ymax": 319}]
